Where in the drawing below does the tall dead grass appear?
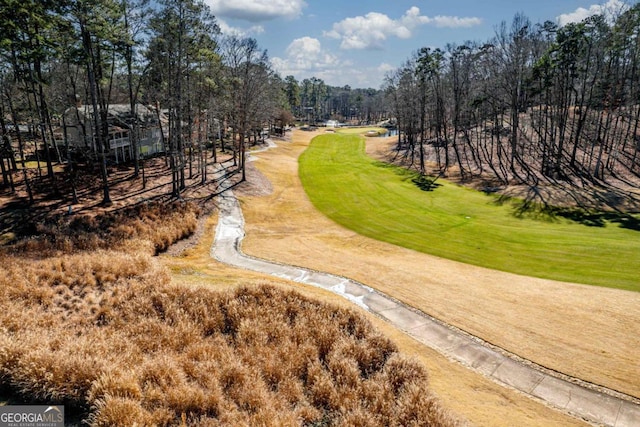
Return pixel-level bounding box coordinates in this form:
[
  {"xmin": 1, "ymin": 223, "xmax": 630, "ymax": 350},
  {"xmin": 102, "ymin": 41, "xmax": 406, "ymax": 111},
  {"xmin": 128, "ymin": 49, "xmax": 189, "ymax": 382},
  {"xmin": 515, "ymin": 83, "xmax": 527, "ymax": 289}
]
[
  {"xmin": 8, "ymin": 200, "xmax": 199, "ymax": 256},
  {"xmin": 0, "ymin": 201, "xmax": 460, "ymax": 426}
]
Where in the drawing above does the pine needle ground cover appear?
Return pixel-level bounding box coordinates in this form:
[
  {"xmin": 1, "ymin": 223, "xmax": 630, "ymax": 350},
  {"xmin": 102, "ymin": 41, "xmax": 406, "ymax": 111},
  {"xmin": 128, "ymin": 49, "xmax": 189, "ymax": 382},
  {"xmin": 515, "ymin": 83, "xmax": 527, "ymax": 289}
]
[
  {"xmin": 299, "ymin": 133, "xmax": 640, "ymax": 291},
  {"xmin": 0, "ymin": 202, "xmax": 458, "ymax": 426}
]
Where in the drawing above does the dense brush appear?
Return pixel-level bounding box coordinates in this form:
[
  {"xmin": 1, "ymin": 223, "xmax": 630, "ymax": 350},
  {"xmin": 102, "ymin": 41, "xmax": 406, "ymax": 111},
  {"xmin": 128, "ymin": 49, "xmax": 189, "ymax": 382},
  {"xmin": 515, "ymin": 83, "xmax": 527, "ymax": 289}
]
[{"xmin": 0, "ymin": 202, "xmax": 459, "ymax": 426}]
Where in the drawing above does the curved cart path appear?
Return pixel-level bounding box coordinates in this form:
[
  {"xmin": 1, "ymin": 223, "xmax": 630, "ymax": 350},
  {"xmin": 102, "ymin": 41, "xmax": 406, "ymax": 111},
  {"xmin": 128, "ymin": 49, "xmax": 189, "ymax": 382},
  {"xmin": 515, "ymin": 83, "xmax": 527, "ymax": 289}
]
[{"xmin": 211, "ymin": 158, "xmax": 639, "ymax": 427}]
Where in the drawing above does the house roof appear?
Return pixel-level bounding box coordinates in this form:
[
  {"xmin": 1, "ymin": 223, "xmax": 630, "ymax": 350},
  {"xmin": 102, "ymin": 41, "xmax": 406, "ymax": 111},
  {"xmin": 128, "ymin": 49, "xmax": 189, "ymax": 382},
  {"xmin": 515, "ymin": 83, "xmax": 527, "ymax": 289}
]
[{"xmin": 65, "ymin": 103, "xmax": 165, "ymax": 125}]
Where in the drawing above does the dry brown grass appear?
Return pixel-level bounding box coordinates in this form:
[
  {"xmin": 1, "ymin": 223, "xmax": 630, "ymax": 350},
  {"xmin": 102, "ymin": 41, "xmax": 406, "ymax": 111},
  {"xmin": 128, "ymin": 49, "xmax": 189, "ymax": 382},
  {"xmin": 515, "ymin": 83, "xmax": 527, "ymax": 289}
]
[
  {"xmin": 236, "ymin": 130, "xmax": 640, "ymax": 424},
  {"xmin": 164, "ymin": 210, "xmax": 589, "ymax": 427},
  {"xmin": 7, "ymin": 201, "xmax": 199, "ymax": 256},
  {"xmin": 0, "ymin": 202, "xmax": 460, "ymax": 426}
]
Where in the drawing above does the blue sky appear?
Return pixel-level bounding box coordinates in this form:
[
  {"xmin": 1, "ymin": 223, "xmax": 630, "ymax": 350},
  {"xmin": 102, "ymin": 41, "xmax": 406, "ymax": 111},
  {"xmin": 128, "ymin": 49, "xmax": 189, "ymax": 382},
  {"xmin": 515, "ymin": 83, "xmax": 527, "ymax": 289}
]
[{"xmin": 204, "ymin": 0, "xmax": 630, "ymax": 88}]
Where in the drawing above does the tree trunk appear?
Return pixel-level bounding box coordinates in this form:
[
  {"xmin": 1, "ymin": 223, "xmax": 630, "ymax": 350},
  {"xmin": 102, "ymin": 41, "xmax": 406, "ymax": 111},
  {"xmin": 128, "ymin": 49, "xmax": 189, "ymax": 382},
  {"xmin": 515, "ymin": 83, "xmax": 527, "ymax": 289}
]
[{"xmin": 80, "ymin": 18, "xmax": 111, "ymax": 205}]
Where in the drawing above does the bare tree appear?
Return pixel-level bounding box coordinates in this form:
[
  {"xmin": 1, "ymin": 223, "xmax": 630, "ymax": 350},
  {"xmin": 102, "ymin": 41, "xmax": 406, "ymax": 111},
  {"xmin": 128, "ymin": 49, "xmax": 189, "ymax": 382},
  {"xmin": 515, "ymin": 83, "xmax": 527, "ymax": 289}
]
[{"xmin": 220, "ymin": 36, "xmax": 273, "ymax": 182}]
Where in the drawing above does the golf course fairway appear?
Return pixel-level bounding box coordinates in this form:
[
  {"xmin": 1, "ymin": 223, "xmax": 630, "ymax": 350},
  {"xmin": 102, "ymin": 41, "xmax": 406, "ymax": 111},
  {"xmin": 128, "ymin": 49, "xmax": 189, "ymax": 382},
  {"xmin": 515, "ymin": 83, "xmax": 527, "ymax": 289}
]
[{"xmin": 298, "ymin": 132, "xmax": 640, "ymax": 292}]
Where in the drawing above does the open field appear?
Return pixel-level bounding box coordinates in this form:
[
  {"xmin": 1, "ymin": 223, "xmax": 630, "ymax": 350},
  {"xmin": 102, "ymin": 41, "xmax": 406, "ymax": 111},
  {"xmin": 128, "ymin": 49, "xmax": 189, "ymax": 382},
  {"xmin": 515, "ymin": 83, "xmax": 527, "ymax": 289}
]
[
  {"xmin": 299, "ymin": 132, "xmax": 640, "ymax": 291},
  {"xmin": 238, "ymin": 129, "xmax": 640, "ymax": 407}
]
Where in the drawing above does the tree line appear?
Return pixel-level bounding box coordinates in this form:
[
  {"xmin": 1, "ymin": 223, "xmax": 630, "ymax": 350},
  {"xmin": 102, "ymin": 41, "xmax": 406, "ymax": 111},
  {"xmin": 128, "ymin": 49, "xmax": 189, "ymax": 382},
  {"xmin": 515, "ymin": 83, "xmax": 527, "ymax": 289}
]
[
  {"xmin": 0, "ymin": 0, "xmax": 291, "ymax": 205},
  {"xmin": 384, "ymin": 5, "xmax": 640, "ymax": 204},
  {"xmin": 0, "ymin": 0, "xmax": 396, "ymax": 208},
  {"xmin": 282, "ymin": 76, "xmax": 389, "ymax": 126}
]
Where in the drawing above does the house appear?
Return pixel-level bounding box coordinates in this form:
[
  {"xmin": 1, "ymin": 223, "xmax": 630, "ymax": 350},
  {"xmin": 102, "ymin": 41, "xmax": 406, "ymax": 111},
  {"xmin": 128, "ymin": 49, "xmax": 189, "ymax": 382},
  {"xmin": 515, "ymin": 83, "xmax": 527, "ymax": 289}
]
[{"xmin": 60, "ymin": 102, "xmax": 166, "ymax": 162}]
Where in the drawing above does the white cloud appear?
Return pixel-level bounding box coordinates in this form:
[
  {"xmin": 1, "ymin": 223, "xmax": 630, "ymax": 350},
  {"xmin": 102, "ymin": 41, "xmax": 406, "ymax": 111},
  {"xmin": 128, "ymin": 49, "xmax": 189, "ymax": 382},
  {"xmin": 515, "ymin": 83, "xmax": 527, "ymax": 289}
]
[
  {"xmin": 217, "ymin": 19, "xmax": 264, "ymax": 37},
  {"xmin": 272, "ymin": 38, "xmax": 394, "ymax": 88},
  {"xmin": 325, "ymin": 11, "xmax": 410, "ymax": 50},
  {"xmin": 556, "ymin": 0, "xmax": 628, "ymax": 26},
  {"xmin": 206, "ymin": 0, "xmax": 306, "ymax": 22},
  {"xmin": 284, "ymin": 37, "xmax": 341, "ymax": 70},
  {"xmin": 324, "ymin": 7, "xmax": 482, "ymax": 50},
  {"xmin": 271, "ymin": 37, "xmax": 387, "ymax": 87},
  {"xmin": 271, "ymin": 37, "xmax": 341, "ymax": 77},
  {"xmin": 431, "ymin": 16, "xmax": 483, "ymax": 28},
  {"xmin": 377, "ymin": 63, "xmax": 396, "ymax": 74}
]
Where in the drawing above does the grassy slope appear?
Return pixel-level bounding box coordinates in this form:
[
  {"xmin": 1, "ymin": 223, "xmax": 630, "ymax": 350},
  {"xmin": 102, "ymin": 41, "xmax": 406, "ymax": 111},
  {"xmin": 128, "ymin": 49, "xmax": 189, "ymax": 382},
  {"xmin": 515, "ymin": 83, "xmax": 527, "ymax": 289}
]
[
  {"xmin": 238, "ymin": 129, "xmax": 639, "ymax": 409},
  {"xmin": 299, "ymin": 133, "xmax": 640, "ymax": 291}
]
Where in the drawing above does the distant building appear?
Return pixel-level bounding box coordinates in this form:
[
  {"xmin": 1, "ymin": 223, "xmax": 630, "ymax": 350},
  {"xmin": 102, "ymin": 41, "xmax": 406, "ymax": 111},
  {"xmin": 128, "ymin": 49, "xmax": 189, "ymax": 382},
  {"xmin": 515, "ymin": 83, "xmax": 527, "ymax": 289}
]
[{"xmin": 60, "ymin": 103, "xmax": 166, "ymax": 162}]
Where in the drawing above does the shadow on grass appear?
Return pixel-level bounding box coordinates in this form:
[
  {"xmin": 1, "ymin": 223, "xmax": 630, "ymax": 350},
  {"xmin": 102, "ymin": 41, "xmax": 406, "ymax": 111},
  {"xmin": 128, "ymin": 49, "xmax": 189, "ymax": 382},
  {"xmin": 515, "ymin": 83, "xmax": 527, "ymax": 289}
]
[
  {"xmin": 372, "ymin": 160, "xmax": 411, "ymax": 176},
  {"xmin": 373, "ymin": 159, "xmax": 639, "ymax": 230},
  {"xmin": 371, "ymin": 162, "xmax": 443, "ymax": 192},
  {"xmin": 547, "ymin": 207, "xmax": 640, "ymax": 231},
  {"xmin": 493, "ymin": 193, "xmax": 640, "ymax": 231},
  {"xmin": 412, "ymin": 175, "xmax": 442, "ymax": 192}
]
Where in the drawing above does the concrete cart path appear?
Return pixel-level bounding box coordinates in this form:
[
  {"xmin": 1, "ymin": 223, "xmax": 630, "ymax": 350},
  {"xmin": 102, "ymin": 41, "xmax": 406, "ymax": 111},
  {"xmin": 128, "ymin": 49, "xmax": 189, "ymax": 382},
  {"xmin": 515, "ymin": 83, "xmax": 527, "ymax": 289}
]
[{"xmin": 211, "ymin": 172, "xmax": 639, "ymax": 427}]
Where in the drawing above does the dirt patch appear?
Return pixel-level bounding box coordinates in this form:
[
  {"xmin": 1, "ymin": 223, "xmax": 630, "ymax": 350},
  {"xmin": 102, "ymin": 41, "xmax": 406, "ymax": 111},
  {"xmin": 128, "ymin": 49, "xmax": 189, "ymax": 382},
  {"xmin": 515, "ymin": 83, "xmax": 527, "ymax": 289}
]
[{"xmin": 235, "ymin": 161, "xmax": 274, "ymax": 198}]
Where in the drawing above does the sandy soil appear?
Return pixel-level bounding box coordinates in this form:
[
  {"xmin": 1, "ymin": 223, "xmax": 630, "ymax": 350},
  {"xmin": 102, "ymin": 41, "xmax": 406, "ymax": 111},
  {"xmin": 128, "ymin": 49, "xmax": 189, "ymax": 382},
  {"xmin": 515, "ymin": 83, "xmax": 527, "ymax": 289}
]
[{"xmin": 236, "ymin": 129, "xmax": 640, "ymax": 423}]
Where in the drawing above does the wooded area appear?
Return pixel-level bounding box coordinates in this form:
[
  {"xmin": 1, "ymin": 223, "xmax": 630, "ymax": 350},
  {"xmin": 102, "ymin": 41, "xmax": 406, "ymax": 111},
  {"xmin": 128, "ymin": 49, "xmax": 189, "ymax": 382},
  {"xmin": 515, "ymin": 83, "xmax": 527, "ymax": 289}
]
[
  {"xmin": 2, "ymin": 0, "xmax": 639, "ymax": 214},
  {"xmin": 384, "ymin": 6, "xmax": 640, "ymax": 211},
  {"xmin": 0, "ymin": 0, "xmax": 391, "ymax": 211},
  {"xmin": 0, "ymin": 0, "xmax": 290, "ymax": 207}
]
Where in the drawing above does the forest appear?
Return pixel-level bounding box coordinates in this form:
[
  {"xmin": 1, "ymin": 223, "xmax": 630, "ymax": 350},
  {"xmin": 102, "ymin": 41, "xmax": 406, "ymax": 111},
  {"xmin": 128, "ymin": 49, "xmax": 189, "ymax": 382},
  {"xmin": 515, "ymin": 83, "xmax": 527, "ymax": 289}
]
[
  {"xmin": 0, "ymin": 0, "xmax": 296, "ymax": 206},
  {"xmin": 384, "ymin": 6, "xmax": 640, "ymax": 211},
  {"xmin": 2, "ymin": 0, "xmax": 640, "ymax": 214},
  {"xmin": 0, "ymin": 0, "xmax": 386, "ymax": 210}
]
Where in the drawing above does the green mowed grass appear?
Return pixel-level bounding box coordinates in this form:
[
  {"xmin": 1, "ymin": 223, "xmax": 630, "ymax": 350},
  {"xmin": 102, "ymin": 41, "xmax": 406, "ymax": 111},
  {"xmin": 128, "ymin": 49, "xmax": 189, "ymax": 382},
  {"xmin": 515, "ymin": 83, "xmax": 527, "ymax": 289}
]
[{"xmin": 299, "ymin": 133, "xmax": 640, "ymax": 292}]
